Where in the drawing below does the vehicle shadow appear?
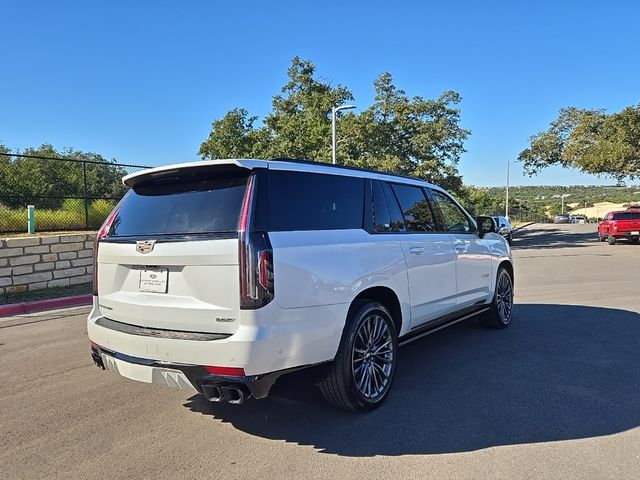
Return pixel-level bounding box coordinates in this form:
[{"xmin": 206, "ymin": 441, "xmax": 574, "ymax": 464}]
[
  {"xmin": 183, "ymin": 304, "xmax": 640, "ymax": 456},
  {"xmin": 514, "ymin": 226, "xmax": 598, "ymax": 249}
]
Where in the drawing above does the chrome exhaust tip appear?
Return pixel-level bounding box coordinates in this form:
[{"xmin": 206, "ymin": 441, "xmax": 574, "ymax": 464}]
[
  {"xmin": 202, "ymin": 385, "xmax": 223, "ymax": 402},
  {"xmin": 91, "ymin": 352, "xmax": 105, "ymax": 370},
  {"xmin": 220, "ymin": 387, "xmax": 245, "ymax": 405}
]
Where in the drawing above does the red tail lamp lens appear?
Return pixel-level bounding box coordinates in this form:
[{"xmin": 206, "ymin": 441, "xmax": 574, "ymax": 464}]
[{"xmin": 204, "ymin": 366, "xmax": 246, "ymax": 376}]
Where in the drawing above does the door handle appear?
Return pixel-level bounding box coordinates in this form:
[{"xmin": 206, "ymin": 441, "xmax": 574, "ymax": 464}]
[
  {"xmin": 408, "ymin": 246, "xmax": 425, "ymax": 255},
  {"xmin": 454, "ymin": 241, "xmax": 466, "ymax": 252}
]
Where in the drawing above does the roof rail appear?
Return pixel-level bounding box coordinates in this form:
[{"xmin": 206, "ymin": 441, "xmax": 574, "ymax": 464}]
[{"xmin": 268, "ymin": 157, "xmax": 422, "ymax": 182}]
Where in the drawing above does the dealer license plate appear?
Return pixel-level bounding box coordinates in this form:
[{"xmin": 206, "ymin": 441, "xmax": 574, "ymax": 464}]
[{"xmin": 139, "ymin": 268, "xmax": 168, "ymax": 293}]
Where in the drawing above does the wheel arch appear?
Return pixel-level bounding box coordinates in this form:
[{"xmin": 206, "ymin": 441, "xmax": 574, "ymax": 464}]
[
  {"xmin": 497, "ymin": 259, "xmax": 514, "ymax": 288},
  {"xmin": 347, "ymin": 286, "xmax": 403, "ymax": 335}
]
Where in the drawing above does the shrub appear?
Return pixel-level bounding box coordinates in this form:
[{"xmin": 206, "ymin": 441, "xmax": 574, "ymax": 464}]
[{"xmin": 88, "ymin": 199, "xmax": 116, "ymax": 227}]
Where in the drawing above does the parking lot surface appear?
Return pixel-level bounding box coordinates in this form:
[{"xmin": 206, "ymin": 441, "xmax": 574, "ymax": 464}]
[{"xmin": 1, "ymin": 223, "xmax": 639, "ymax": 479}]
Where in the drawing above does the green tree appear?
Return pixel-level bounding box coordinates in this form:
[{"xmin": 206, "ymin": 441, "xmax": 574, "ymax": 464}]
[
  {"xmin": 339, "ymin": 73, "xmax": 470, "ymax": 193},
  {"xmin": 519, "ymin": 105, "xmax": 640, "ymax": 183},
  {"xmin": 0, "ymin": 144, "xmax": 127, "ymax": 208},
  {"xmin": 200, "ymin": 57, "xmax": 470, "ymax": 195}
]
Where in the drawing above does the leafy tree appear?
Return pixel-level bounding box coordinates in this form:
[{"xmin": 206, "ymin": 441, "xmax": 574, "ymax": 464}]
[
  {"xmin": 200, "ymin": 57, "xmax": 470, "ymax": 195},
  {"xmin": 519, "ymin": 105, "xmax": 640, "ymax": 183},
  {"xmin": 339, "ymin": 73, "xmax": 470, "ymax": 193},
  {"xmin": 0, "ymin": 144, "xmax": 127, "ymax": 208}
]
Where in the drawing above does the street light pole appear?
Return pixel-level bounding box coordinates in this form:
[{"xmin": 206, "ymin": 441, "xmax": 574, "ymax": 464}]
[
  {"xmin": 331, "ymin": 104, "xmax": 356, "ymax": 164},
  {"xmin": 506, "ymin": 160, "xmax": 520, "ymax": 219},
  {"xmin": 506, "ymin": 161, "xmax": 510, "ymax": 218}
]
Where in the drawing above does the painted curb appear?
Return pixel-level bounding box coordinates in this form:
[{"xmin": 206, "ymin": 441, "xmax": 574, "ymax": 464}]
[{"xmin": 0, "ymin": 294, "xmax": 93, "ymax": 317}]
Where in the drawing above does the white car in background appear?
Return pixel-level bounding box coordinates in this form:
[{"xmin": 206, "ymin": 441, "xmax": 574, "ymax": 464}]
[{"xmin": 88, "ymin": 159, "xmax": 513, "ymax": 412}]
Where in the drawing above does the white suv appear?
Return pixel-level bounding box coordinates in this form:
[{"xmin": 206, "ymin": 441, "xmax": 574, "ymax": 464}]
[{"xmin": 88, "ymin": 159, "xmax": 513, "ymax": 412}]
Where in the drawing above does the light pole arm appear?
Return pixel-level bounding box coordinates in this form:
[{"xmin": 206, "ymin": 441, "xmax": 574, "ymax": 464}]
[{"xmin": 331, "ymin": 104, "xmax": 356, "ymax": 165}]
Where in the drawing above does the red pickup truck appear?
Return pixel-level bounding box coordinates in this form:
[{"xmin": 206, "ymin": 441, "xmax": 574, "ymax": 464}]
[{"xmin": 598, "ymin": 209, "xmax": 640, "ymax": 245}]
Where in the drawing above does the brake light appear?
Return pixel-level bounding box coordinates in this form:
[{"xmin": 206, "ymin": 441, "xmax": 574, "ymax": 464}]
[
  {"xmin": 238, "ymin": 175, "xmax": 274, "ymax": 309},
  {"xmin": 93, "ymin": 203, "xmax": 121, "ymax": 295},
  {"xmin": 204, "ymin": 366, "xmax": 246, "ymax": 376}
]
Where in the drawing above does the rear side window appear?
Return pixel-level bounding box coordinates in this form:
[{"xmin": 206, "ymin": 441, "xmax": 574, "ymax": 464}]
[
  {"xmin": 390, "ymin": 183, "xmax": 436, "ymax": 232},
  {"xmin": 268, "ymin": 171, "xmax": 364, "ymax": 231},
  {"xmin": 612, "ymin": 212, "xmax": 640, "ymax": 220},
  {"xmin": 110, "ymin": 176, "xmax": 248, "ymax": 236}
]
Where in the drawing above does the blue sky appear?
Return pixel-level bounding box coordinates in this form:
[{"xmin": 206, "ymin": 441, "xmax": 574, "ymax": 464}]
[{"xmin": 1, "ymin": 0, "xmax": 638, "ymax": 186}]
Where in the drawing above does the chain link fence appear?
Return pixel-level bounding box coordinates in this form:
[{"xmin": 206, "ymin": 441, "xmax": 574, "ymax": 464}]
[
  {"xmin": 0, "ymin": 153, "xmax": 152, "ymax": 233},
  {"xmin": 507, "ymin": 207, "xmax": 552, "ymax": 225}
]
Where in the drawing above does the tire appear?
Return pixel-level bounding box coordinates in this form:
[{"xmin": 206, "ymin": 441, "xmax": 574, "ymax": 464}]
[
  {"xmin": 631, "ymin": 238, "xmax": 639, "ymax": 245},
  {"xmin": 482, "ymin": 267, "xmax": 514, "ymax": 329},
  {"xmin": 598, "ymin": 234, "xmax": 606, "ymax": 242},
  {"xmin": 319, "ymin": 302, "xmax": 398, "ymax": 412},
  {"xmin": 607, "ymin": 235, "xmax": 616, "ymax": 245},
  {"xmin": 507, "ymin": 235, "xmax": 513, "ymax": 246}
]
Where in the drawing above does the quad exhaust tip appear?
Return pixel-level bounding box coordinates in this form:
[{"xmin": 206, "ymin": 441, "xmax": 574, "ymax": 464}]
[{"xmin": 202, "ymin": 385, "xmax": 247, "ymax": 405}]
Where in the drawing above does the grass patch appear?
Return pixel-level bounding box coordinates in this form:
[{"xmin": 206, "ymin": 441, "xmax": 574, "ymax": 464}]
[
  {"xmin": 0, "ymin": 199, "xmax": 115, "ymax": 233},
  {"xmin": 0, "ymin": 283, "xmax": 92, "ymax": 305}
]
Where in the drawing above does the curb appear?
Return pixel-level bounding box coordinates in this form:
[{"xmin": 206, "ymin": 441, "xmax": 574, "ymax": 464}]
[
  {"xmin": 513, "ymin": 222, "xmax": 535, "ymax": 232},
  {"xmin": 0, "ymin": 294, "xmax": 93, "ymax": 317}
]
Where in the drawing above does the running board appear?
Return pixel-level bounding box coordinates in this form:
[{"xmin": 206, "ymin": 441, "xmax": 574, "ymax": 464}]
[{"xmin": 398, "ymin": 307, "xmax": 490, "ymax": 347}]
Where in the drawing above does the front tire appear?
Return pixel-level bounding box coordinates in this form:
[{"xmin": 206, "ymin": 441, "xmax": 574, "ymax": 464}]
[
  {"xmin": 482, "ymin": 267, "xmax": 514, "ymax": 329},
  {"xmin": 319, "ymin": 302, "xmax": 398, "ymax": 412},
  {"xmin": 607, "ymin": 235, "xmax": 616, "ymax": 245}
]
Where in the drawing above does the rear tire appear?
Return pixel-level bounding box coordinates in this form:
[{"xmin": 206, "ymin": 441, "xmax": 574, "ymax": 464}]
[
  {"xmin": 598, "ymin": 234, "xmax": 606, "ymax": 242},
  {"xmin": 482, "ymin": 267, "xmax": 513, "ymax": 329},
  {"xmin": 631, "ymin": 238, "xmax": 639, "ymax": 245},
  {"xmin": 607, "ymin": 235, "xmax": 616, "ymax": 245},
  {"xmin": 319, "ymin": 302, "xmax": 398, "ymax": 412}
]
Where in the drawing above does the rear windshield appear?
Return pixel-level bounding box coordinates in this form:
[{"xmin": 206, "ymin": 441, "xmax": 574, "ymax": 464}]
[
  {"xmin": 109, "ymin": 176, "xmax": 248, "ymax": 236},
  {"xmin": 612, "ymin": 212, "xmax": 640, "ymax": 220}
]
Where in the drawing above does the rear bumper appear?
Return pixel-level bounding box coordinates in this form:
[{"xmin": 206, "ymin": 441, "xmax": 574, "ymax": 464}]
[
  {"xmin": 611, "ymin": 233, "xmax": 639, "ymax": 239},
  {"xmin": 87, "ymin": 296, "xmax": 347, "ymax": 393},
  {"xmin": 90, "ymin": 342, "xmax": 299, "ymax": 399}
]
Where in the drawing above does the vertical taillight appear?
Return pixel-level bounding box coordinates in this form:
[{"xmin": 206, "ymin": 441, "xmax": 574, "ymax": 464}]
[
  {"xmin": 238, "ymin": 175, "xmax": 274, "ymax": 309},
  {"xmin": 93, "ymin": 204, "xmax": 121, "ymax": 296}
]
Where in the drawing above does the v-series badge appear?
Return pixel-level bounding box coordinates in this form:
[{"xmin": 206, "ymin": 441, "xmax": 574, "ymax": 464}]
[{"xmin": 216, "ymin": 317, "xmax": 236, "ymax": 323}]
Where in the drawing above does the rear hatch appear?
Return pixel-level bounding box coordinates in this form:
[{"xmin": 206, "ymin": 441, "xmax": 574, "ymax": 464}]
[
  {"xmin": 96, "ymin": 163, "xmax": 251, "ymax": 335},
  {"xmin": 613, "ymin": 212, "xmax": 640, "ymax": 233}
]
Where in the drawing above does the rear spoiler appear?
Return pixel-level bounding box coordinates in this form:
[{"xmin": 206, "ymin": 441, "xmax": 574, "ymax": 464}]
[{"xmin": 122, "ymin": 159, "xmax": 268, "ymax": 188}]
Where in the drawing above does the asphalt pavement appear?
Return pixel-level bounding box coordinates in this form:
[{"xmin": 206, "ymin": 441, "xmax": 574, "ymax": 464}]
[{"xmin": 1, "ymin": 223, "xmax": 639, "ymax": 479}]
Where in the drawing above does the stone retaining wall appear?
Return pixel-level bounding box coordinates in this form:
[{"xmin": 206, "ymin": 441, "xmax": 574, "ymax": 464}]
[{"xmin": 0, "ymin": 233, "xmax": 95, "ymax": 296}]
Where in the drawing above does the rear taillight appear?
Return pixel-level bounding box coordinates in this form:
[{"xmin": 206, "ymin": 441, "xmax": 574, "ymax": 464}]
[
  {"xmin": 93, "ymin": 204, "xmax": 121, "ymax": 295},
  {"xmin": 238, "ymin": 175, "xmax": 274, "ymax": 309}
]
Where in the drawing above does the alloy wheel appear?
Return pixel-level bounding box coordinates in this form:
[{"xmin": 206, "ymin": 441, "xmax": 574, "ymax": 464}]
[
  {"xmin": 351, "ymin": 314, "xmax": 395, "ymax": 401},
  {"xmin": 495, "ymin": 272, "xmax": 513, "ymax": 324}
]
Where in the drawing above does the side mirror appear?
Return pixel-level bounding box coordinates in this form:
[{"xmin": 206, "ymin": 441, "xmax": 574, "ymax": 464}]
[{"xmin": 476, "ymin": 216, "xmax": 497, "ymax": 238}]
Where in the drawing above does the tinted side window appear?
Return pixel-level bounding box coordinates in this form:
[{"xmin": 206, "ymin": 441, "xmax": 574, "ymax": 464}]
[
  {"xmin": 430, "ymin": 190, "xmax": 475, "ymax": 233},
  {"xmin": 372, "ymin": 180, "xmax": 393, "ymax": 232},
  {"xmin": 382, "ymin": 182, "xmax": 406, "ymax": 232},
  {"xmin": 612, "ymin": 212, "xmax": 640, "ymax": 220},
  {"xmin": 268, "ymin": 171, "xmax": 364, "ymax": 231},
  {"xmin": 391, "ymin": 184, "xmax": 436, "ymax": 232}
]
